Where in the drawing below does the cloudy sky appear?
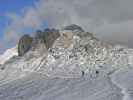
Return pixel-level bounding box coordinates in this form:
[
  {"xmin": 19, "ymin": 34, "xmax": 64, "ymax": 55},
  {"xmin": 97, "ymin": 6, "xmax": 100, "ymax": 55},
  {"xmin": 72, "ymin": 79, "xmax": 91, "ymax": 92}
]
[{"xmin": 0, "ymin": 0, "xmax": 132, "ymax": 54}]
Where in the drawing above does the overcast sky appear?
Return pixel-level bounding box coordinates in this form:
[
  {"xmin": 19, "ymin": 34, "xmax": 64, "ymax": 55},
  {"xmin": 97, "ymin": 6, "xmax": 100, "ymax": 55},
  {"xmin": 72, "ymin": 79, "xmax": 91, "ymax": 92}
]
[{"xmin": 0, "ymin": 0, "xmax": 133, "ymax": 53}]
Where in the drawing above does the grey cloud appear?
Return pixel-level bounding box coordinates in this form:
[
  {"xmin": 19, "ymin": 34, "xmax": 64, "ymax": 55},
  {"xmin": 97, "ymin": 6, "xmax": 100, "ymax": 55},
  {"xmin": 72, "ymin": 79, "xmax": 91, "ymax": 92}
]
[{"xmin": 4, "ymin": 0, "xmax": 133, "ymax": 49}]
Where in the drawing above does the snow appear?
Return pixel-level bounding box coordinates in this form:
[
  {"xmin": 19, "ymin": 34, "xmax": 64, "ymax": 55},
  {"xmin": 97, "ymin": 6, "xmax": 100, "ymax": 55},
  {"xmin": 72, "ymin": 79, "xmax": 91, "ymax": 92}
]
[
  {"xmin": 111, "ymin": 68, "xmax": 133, "ymax": 100},
  {"xmin": 0, "ymin": 68, "xmax": 133, "ymax": 100},
  {"xmin": 0, "ymin": 46, "xmax": 18, "ymax": 65},
  {"xmin": 0, "ymin": 73, "xmax": 123, "ymax": 100}
]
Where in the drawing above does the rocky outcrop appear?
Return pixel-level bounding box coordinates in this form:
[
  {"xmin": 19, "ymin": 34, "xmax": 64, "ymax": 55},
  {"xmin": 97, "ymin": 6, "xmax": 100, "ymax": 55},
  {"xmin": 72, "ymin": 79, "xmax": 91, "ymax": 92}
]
[
  {"xmin": 18, "ymin": 34, "xmax": 33, "ymax": 56},
  {"xmin": 63, "ymin": 24, "xmax": 84, "ymax": 32},
  {"xmin": 34, "ymin": 28, "xmax": 60, "ymax": 49},
  {"xmin": 17, "ymin": 28, "xmax": 60, "ymax": 57}
]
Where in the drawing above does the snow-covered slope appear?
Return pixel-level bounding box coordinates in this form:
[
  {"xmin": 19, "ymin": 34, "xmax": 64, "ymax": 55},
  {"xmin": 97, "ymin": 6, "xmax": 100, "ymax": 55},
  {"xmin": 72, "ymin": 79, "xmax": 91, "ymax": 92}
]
[
  {"xmin": 0, "ymin": 73, "xmax": 123, "ymax": 100},
  {"xmin": 0, "ymin": 46, "xmax": 18, "ymax": 65}
]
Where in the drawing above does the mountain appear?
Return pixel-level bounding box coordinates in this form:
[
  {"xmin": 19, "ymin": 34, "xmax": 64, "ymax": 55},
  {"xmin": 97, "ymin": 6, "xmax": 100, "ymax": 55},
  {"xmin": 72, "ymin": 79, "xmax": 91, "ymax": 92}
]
[
  {"xmin": 0, "ymin": 24, "xmax": 133, "ymax": 100},
  {"xmin": 0, "ymin": 24, "xmax": 132, "ymax": 79}
]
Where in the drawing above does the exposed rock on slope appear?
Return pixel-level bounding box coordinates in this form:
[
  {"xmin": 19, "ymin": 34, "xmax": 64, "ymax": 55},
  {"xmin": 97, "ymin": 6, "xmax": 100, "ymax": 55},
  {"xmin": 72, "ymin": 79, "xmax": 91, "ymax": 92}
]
[
  {"xmin": 18, "ymin": 34, "xmax": 33, "ymax": 56},
  {"xmin": 34, "ymin": 28, "xmax": 60, "ymax": 49},
  {"xmin": 62, "ymin": 24, "xmax": 84, "ymax": 33}
]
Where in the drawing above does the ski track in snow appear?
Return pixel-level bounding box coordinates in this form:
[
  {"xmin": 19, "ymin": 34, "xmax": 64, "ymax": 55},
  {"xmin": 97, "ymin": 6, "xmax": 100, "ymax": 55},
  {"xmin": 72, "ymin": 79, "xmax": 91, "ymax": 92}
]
[
  {"xmin": 111, "ymin": 68, "xmax": 133, "ymax": 100},
  {"xmin": 0, "ymin": 68, "xmax": 132, "ymax": 100},
  {"xmin": 0, "ymin": 73, "xmax": 123, "ymax": 100}
]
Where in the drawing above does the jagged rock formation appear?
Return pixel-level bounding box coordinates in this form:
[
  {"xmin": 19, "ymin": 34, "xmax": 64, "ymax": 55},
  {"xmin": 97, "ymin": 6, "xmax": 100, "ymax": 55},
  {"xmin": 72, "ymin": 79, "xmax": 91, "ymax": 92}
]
[
  {"xmin": 34, "ymin": 28, "xmax": 60, "ymax": 49},
  {"xmin": 18, "ymin": 29, "xmax": 60, "ymax": 56},
  {"xmin": 62, "ymin": 24, "xmax": 84, "ymax": 33},
  {"xmin": 18, "ymin": 34, "xmax": 33, "ymax": 56}
]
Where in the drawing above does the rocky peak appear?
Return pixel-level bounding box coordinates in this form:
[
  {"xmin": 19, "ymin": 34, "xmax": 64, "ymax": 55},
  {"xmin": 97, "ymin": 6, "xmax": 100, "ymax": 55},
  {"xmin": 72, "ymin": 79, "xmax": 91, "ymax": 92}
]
[
  {"xmin": 34, "ymin": 28, "xmax": 60, "ymax": 49},
  {"xmin": 62, "ymin": 24, "xmax": 84, "ymax": 32}
]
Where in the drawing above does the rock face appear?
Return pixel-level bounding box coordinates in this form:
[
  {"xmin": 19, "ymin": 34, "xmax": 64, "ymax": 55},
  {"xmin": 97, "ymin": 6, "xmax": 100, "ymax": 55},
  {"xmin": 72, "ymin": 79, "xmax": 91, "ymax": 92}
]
[
  {"xmin": 34, "ymin": 28, "xmax": 60, "ymax": 49},
  {"xmin": 18, "ymin": 34, "xmax": 33, "ymax": 56},
  {"xmin": 63, "ymin": 24, "xmax": 84, "ymax": 32}
]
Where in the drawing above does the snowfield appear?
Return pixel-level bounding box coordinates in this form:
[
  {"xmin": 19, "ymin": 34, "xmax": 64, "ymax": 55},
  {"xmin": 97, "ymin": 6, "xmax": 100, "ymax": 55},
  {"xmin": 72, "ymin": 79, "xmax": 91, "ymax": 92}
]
[
  {"xmin": 0, "ymin": 68, "xmax": 132, "ymax": 100},
  {"xmin": 0, "ymin": 73, "xmax": 123, "ymax": 100},
  {"xmin": 111, "ymin": 68, "xmax": 133, "ymax": 100}
]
